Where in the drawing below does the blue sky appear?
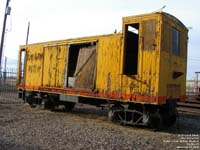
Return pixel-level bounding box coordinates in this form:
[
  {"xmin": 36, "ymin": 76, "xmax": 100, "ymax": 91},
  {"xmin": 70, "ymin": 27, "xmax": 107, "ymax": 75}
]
[{"xmin": 0, "ymin": 0, "xmax": 199, "ymax": 79}]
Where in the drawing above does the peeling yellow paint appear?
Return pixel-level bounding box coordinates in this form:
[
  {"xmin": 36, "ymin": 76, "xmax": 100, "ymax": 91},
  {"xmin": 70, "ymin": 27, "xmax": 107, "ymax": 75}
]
[{"xmin": 17, "ymin": 12, "xmax": 188, "ymax": 104}]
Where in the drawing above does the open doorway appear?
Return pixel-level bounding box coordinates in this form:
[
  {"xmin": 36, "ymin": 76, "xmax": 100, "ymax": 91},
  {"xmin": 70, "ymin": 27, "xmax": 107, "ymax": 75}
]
[
  {"xmin": 19, "ymin": 49, "xmax": 26, "ymax": 84},
  {"xmin": 66, "ymin": 42, "xmax": 97, "ymax": 90},
  {"xmin": 123, "ymin": 23, "xmax": 139, "ymax": 75}
]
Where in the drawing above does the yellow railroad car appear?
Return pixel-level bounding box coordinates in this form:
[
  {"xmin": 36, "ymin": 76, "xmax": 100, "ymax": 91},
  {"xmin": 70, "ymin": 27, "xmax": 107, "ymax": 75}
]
[{"xmin": 17, "ymin": 12, "xmax": 188, "ymax": 128}]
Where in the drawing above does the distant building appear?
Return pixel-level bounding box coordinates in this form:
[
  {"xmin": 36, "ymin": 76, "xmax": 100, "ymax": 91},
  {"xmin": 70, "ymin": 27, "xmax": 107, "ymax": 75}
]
[{"xmin": 186, "ymin": 79, "xmax": 200, "ymax": 95}]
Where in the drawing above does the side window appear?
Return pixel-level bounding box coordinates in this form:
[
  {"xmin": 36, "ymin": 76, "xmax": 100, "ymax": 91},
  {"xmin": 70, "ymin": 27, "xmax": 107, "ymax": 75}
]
[
  {"xmin": 142, "ymin": 20, "xmax": 156, "ymax": 50},
  {"xmin": 172, "ymin": 28, "xmax": 180, "ymax": 56}
]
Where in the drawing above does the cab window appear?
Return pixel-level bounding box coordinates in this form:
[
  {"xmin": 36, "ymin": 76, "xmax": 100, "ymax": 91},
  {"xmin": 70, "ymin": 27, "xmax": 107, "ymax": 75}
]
[{"xmin": 172, "ymin": 28, "xmax": 180, "ymax": 56}]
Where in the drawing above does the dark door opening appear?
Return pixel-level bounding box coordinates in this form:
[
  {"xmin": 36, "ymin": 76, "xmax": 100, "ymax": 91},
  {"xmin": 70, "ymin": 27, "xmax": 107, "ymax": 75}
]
[
  {"xmin": 19, "ymin": 49, "xmax": 26, "ymax": 84},
  {"xmin": 123, "ymin": 23, "xmax": 139, "ymax": 75},
  {"xmin": 66, "ymin": 42, "xmax": 97, "ymax": 89}
]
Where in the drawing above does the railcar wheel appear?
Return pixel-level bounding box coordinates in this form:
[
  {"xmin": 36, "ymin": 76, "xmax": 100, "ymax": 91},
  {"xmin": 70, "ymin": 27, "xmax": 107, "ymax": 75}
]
[
  {"xmin": 162, "ymin": 112, "xmax": 177, "ymax": 127},
  {"xmin": 160, "ymin": 101, "xmax": 177, "ymax": 127},
  {"xmin": 170, "ymin": 113, "xmax": 177, "ymax": 126},
  {"xmin": 108, "ymin": 104, "xmax": 125, "ymax": 123},
  {"xmin": 63, "ymin": 102, "xmax": 75, "ymax": 112},
  {"xmin": 26, "ymin": 95, "xmax": 41, "ymax": 108},
  {"xmin": 128, "ymin": 103, "xmax": 143, "ymax": 124},
  {"xmin": 26, "ymin": 97, "xmax": 37, "ymax": 108},
  {"xmin": 148, "ymin": 111, "xmax": 162, "ymax": 129},
  {"xmin": 44, "ymin": 97, "xmax": 56, "ymax": 110}
]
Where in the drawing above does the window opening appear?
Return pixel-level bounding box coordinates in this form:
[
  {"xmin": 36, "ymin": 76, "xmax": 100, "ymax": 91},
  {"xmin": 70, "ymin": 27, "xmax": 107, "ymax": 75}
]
[{"xmin": 172, "ymin": 28, "xmax": 180, "ymax": 56}]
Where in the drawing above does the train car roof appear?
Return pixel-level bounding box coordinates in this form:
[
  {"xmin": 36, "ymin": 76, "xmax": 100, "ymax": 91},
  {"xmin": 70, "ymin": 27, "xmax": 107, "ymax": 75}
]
[
  {"xmin": 20, "ymin": 11, "xmax": 187, "ymax": 48},
  {"xmin": 123, "ymin": 11, "xmax": 188, "ymax": 30},
  {"xmin": 20, "ymin": 33, "xmax": 122, "ymax": 48}
]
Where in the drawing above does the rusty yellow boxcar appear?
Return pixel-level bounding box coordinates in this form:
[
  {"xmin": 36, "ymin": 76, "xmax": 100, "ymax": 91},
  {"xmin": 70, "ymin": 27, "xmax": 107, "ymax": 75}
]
[{"xmin": 17, "ymin": 12, "xmax": 188, "ymax": 128}]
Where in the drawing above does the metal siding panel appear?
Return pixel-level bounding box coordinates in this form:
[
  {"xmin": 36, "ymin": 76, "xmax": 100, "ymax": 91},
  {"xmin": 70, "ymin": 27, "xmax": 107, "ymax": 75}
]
[
  {"xmin": 17, "ymin": 12, "xmax": 188, "ymax": 105},
  {"xmin": 25, "ymin": 45, "xmax": 44, "ymax": 86},
  {"xmin": 96, "ymin": 36, "xmax": 121, "ymax": 93},
  {"xmin": 159, "ymin": 15, "xmax": 188, "ymax": 99},
  {"xmin": 42, "ymin": 47, "xmax": 57, "ymax": 86},
  {"xmin": 121, "ymin": 17, "xmax": 160, "ymax": 100},
  {"xmin": 42, "ymin": 47, "xmax": 50, "ymax": 86},
  {"xmin": 161, "ymin": 22, "xmax": 171, "ymax": 52},
  {"xmin": 142, "ymin": 20, "xmax": 156, "ymax": 50},
  {"xmin": 42, "ymin": 45, "xmax": 67, "ymax": 87},
  {"xmin": 56, "ymin": 46, "xmax": 67, "ymax": 87}
]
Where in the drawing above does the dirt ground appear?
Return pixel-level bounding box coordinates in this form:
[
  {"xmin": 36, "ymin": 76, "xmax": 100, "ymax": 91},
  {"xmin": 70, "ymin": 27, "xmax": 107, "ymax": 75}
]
[{"xmin": 0, "ymin": 96, "xmax": 199, "ymax": 150}]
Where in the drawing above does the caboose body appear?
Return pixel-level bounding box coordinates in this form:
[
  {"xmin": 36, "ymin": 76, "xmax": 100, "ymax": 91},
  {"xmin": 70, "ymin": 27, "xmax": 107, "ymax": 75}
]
[{"xmin": 17, "ymin": 12, "xmax": 188, "ymax": 127}]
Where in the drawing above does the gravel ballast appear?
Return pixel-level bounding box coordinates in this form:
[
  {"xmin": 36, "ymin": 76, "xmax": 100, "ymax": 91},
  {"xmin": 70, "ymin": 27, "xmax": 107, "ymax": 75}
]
[{"xmin": 0, "ymin": 97, "xmax": 199, "ymax": 150}]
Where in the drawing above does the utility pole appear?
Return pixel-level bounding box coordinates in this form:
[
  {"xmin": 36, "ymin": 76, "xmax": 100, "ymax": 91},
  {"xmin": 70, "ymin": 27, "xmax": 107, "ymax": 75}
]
[
  {"xmin": 26, "ymin": 21, "xmax": 30, "ymax": 45},
  {"xmin": 3, "ymin": 56, "xmax": 7, "ymax": 84},
  {"xmin": 0, "ymin": 0, "xmax": 11, "ymax": 70}
]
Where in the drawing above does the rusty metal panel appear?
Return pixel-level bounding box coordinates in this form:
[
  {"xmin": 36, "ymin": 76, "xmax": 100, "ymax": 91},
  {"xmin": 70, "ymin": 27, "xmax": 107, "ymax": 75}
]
[
  {"xmin": 161, "ymin": 22, "xmax": 171, "ymax": 52},
  {"xmin": 158, "ymin": 14, "xmax": 188, "ymax": 100},
  {"xmin": 74, "ymin": 46, "xmax": 96, "ymax": 89},
  {"xmin": 180, "ymin": 31, "xmax": 188, "ymax": 58},
  {"xmin": 42, "ymin": 45, "xmax": 67, "ymax": 87},
  {"xmin": 42, "ymin": 46, "xmax": 56, "ymax": 87},
  {"xmin": 96, "ymin": 36, "xmax": 122, "ymax": 93},
  {"xmin": 16, "ymin": 12, "xmax": 188, "ymax": 105},
  {"xmin": 120, "ymin": 15, "xmax": 161, "ymax": 101},
  {"xmin": 167, "ymin": 84, "xmax": 180, "ymax": 99},
  {"xmin": 25, "ymin": 45, "xmax": 44, "ymax": 86},
  {"xmin": 142, "ymin": 20, "xmax": 156, "ymax": 50},
  {"xmin": 56, "ymin": 45, "xmax": 67, "ymax": 87}
]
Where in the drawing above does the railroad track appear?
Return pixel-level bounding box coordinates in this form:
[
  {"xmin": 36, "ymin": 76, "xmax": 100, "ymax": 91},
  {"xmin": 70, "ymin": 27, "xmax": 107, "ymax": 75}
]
[{"xmin": 177, "ymin": 99, "xmax": 200, "ymax": 115}]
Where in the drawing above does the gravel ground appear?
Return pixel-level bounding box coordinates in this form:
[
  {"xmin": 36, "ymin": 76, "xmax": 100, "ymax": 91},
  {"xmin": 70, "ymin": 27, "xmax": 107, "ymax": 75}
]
[{"xmin": 0, "ymin": 95, "xmax": 200, "ymax": 150}]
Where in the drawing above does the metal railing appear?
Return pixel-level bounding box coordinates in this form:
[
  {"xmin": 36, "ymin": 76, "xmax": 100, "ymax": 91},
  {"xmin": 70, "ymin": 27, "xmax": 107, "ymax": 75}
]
[{"xmin": 0, "ymin": 68, "xmax": 18, "ymax": 102}]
